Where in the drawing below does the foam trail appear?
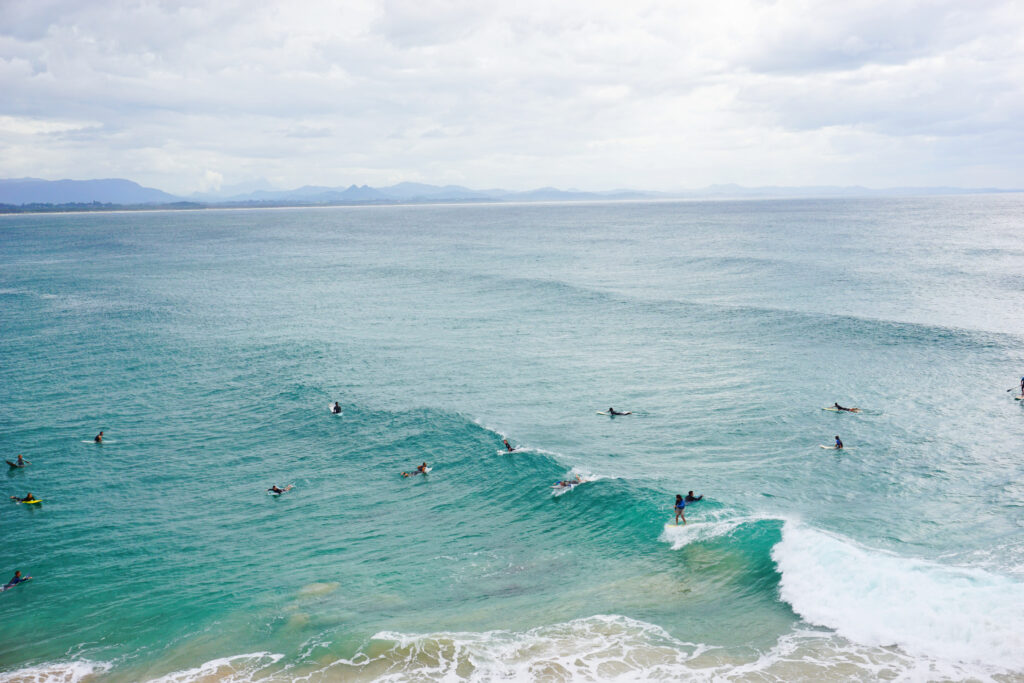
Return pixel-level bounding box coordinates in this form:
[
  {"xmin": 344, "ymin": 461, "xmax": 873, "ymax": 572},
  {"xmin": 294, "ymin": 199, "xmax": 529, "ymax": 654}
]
[
  {"xmin": 0, "ymin": 660, "xmax": 110, "ymax": 683},
  {"xmin": 772, "ymin": 522, "xmax": 1024, "ymax": 670},
  {"xmin": 660, "ymin": 515, "xmax": 765, "ymax": 549},
  {"xmin": 145, "ymin": 653, "xmax": 282, "ymax": 683},
  {"xmin": 313, "ymin": 615, "xmax": 708, "ymax": 681}
]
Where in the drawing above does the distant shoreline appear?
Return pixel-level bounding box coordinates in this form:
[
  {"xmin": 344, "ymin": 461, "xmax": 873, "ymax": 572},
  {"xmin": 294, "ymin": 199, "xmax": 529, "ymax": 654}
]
[{"xmin": 3, "ymin": 190, "xmax": 1022, "ymax": 217}]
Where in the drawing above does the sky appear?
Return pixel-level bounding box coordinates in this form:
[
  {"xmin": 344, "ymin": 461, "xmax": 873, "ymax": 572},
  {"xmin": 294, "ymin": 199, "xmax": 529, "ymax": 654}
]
[{"xmin": 1, "ymin": 0, "xmax": 1022, "ymax": 195}]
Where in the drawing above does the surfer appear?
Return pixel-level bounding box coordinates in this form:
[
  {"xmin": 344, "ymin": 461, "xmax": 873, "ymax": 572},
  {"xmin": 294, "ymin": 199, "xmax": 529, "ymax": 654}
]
[
  {"xmin": 685, "ymin": 491, "xmax": 703, "ymax": 502},
  {"xmin": 834, "ymin": 435, "xmax": 843, "ymax": 450},
  {"xmin": 8, "ymin": 455, "xmax": 30, "ymax": 467},
  {"xmin": 417, "ymin": 462, "xmax": 429, "ymax": 474},
  {"xmin": 94, "ymin": 431, "xmax": 104, "ymax": 443},
  {"xmin": 332, "ymin": 402, "xmax": 342, "ymax": 414},
  {"xmin": 503, "ymin": 439, "xmax": 515, "ymax": 452},
  {"xmin": 10, "ymin": 493, "xmax": 36, "ymax": 503},
  {"xmin": 3, "ymin": 571, "xmax": 30, "ymax": 590},
  {"xmin": 554, "ymin": 475, "xmax": 583, "ymax": 488},
  {"xmin": 267, "ymin": 485, "xmax": 288, "ymax": 495},
  {"xmin": 832, "ymin": 403, "xmax": 859, "ymax": 413},
  {"xmin": 674, "ymin": 494, "xmax": 687, "ymax": 525}
]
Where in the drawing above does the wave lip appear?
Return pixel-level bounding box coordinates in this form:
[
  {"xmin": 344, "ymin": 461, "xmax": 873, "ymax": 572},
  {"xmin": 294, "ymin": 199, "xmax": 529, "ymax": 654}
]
[{"xmin": 772, "ymin": 522, "xmax": 1024, "ymax": 671}]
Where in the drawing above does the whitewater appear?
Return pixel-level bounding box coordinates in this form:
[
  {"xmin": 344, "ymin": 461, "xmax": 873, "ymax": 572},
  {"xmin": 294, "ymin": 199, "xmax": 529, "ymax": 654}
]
[{"xmin": 1, "ymin": 196, "xmax": 1022, "ymax": 682}]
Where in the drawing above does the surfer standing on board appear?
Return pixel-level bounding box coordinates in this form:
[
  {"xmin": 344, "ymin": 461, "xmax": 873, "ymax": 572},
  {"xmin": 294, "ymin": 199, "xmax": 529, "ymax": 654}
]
[
  {"xmin": 674, "ymin": 494, "xmax": 687, "ymax": 525},
  {"xmin": 503, "ymin": 439, "xmax": 515, "ymax": 452}
]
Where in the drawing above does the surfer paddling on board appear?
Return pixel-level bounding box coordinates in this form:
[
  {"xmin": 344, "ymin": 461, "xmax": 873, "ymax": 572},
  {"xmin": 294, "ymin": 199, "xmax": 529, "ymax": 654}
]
[
  {"xmin": 834, "ymin": 435, "xmax": 843, "ymax": 450},
  {"xmin": 685, "ymin": 491, "xmax": 703, "ymax": 503},
  {"xmin": 402, "ymin": 463, "xmax": 430, "ymax": 477},
  {"xmin": 554, "ymin": 475, "xmax": 583, "ymax": 489},
  {"xmin": 832, "ymin": 403, "xmax": 860, "ymax": 413},
  {"xmin": 267, "ymin": 485, "xmax": 289, "ymax": 495},
  {"xmin": 10, "ymin": 493, "xmax": 36, "ymax": 503},
  {"xmin": 673, "ymin": 495, "xmax": 688, "ymax": 525},
  {"xmin": 94, "ymin": 431, "xmax": 104, "ymax": 443},
  {"xmin": 3, "ymin": 571, "xmax": 30, "ymax": 591}
]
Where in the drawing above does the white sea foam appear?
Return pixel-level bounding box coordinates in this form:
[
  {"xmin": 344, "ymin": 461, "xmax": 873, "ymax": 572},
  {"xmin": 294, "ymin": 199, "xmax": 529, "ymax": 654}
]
[
  {"xmin": 660, "ymin": 515, "xmax": 764, "ymax": 549},
  {"xmin": 145, "ymin": 652, "xmax": 282, "ymax": 683},
  {"xmin": 772, "ymin": 521, "xmax": 1024, "ymax": 671},
  {"xmin": 312, "ymin": 614, "xmax": 709, "ymax": 681},
  {"xmin": 280, "ymin": 614, "xmax": 1013, "ymax": 681},
  {"xmin": 0, "ymin": 660, "xmax": 109, "ymax": 683}
]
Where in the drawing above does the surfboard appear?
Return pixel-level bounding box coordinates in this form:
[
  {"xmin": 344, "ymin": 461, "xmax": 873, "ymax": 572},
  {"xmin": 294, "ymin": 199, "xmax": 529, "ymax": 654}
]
[
  {"xmin": 20, "ymin": 500, "xmax": 41, "ymax": 505},
  {"xmin": 819, "ymin": 444, "xmax": 839, "ymax": 449},
  {"xmin": 821, "ymin": 407, "xmax": 861, "ymax": 413},
  {"xmin": 328, "ymin": 403, "xmax": 343, "ymax": 414}
]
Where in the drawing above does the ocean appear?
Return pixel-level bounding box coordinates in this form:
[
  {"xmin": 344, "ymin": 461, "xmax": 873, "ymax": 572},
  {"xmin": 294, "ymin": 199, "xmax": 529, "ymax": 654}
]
[{"xmin": 1, "ymin": 196, "xmax": 1022, "ymax": 681}]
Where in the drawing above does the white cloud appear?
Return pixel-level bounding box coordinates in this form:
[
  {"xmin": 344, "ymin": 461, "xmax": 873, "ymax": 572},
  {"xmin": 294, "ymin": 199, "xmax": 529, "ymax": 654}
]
[{"xmin": 0, "ymin": 0, "xmax": 1021, "ymax": 194}]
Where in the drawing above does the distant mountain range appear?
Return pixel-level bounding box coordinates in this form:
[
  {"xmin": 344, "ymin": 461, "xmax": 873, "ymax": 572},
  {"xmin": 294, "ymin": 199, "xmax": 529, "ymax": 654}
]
[{"xmin": 0, "ymin": 177, "xmax": 1019, "ymax": 211}]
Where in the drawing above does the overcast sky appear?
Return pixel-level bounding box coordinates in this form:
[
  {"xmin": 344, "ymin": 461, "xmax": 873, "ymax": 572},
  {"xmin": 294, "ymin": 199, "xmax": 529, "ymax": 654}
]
[{"xmin": 1, "ymin": 0, "xmax": 1022, "ymax": 194}]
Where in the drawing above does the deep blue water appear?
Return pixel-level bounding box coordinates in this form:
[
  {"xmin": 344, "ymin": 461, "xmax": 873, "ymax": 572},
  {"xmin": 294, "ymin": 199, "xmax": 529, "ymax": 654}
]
[{"xmin": 1, "ymin": 196, "xmax": 1023, "ymax": 681}]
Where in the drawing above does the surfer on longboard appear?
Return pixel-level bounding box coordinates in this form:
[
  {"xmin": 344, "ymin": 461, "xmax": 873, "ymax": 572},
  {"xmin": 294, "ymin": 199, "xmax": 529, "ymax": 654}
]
[
  {"xmin": 94, "ymin": 431, "xmax": 104, "ymax": 443},
  {"xmin": 831, "ymin": 403, "xmax": 860, "ymax": 413},
  {"xmin": 834, "ymin": 435, "xmax": 843, "ymax": 450}
]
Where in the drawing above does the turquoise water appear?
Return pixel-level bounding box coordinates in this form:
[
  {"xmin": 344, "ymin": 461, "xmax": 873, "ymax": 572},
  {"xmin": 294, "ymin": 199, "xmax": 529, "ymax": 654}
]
[{"xmin": 1, "ymin": 197, "xmax": 1023, "ymax": 681}]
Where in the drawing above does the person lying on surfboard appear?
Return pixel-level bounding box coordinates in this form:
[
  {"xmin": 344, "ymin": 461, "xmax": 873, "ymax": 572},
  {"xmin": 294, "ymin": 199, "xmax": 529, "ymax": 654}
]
[
  {"xmin": 10, "ymin": 493, "xmax": 36, "ymax": 503},
  {"xmin": 267, "ymin": 485, "xmax": 289, "ymax": 495},
  {"xmin": 553, "ymin": 475, "xmax": 583, "ymax": 488},
  {"xmin": 3, "ymin": 571, "xmax": 30, "ymax": 590},
  {"xmin": 607, "ymin": 407, "xmax": 631, "ymax": 415},
  {"xmin": 832, "ymin": 403, "xmax": 860, "ymax": 412},
  {"xmin": 685, "ymin": 491, "xmax": 703, "ymax": 502},
  {"xmin": 417, "ymin": 462, "xmax": 429, "ymax": 474}
]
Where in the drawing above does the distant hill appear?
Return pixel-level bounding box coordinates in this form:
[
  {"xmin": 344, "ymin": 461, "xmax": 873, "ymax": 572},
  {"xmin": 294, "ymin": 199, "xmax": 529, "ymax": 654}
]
[
  {"xmin": 1, "ymin": 177, "xmax": 1018, "ymax": 212},
  {"xmin": 0, "ymin": 178, "xmax": 180, "ymax": 205}
]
